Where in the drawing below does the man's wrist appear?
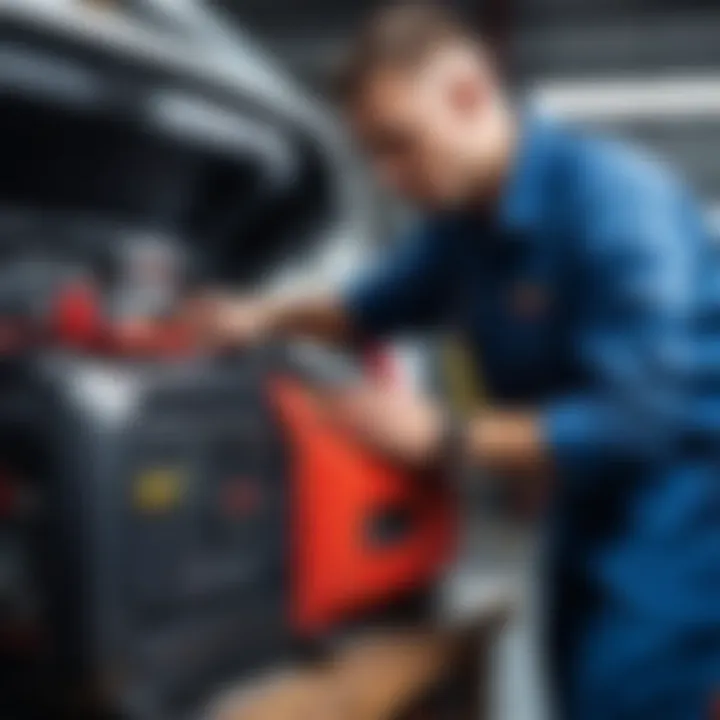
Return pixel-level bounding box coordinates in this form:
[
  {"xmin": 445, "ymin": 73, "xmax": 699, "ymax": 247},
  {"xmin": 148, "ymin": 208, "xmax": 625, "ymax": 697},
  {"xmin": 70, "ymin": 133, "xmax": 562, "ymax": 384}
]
[{"xmin": 436, "ymin": 406, "xmax": 473, "ymax": 481}]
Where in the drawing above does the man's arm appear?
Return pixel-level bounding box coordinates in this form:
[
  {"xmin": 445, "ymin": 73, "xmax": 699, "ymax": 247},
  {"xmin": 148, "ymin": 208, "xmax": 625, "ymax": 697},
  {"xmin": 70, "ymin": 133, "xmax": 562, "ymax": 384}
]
[
  {"xmin": 536, "ymin": 160, "xmax": 699, "ymax": 482},
  {"xmin": 468, "ymin": 160, "xmax": 699, "ymax": 483},
  {"xmin": 191, "ymin": 220, "xmax": 456, "ymax": 348}
]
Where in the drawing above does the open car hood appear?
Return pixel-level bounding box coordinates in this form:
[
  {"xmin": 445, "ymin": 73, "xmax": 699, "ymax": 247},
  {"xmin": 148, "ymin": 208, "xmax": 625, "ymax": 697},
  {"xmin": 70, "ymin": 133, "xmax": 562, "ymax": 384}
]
[{"xmin": 0, "ymin": 0, "xmax": 373, "ymax": 292}]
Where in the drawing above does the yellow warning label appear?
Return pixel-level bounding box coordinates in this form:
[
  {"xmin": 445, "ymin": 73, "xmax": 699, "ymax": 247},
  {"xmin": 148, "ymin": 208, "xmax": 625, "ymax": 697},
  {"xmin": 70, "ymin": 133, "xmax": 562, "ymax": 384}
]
[{"xmin": 133, "ymin": 468, "xmax": 184, "ymax": 513}]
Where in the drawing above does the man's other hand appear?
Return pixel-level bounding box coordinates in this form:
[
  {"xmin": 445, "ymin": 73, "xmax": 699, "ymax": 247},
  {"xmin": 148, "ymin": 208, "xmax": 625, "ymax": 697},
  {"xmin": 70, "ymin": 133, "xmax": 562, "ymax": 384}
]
[
  {"xmin": 326, "ymin": 383, "xmax": 549, "ymax": 482},
  {"xmin": 326, "ymin": 384, "xmax": 445, "ymax": 468}
]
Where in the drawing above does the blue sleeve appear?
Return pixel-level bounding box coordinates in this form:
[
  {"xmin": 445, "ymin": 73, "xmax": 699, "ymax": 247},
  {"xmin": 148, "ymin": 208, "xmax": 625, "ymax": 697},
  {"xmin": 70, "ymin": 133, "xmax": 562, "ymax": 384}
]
[
  {"xmin": 543, "ymin": 154, "xmax": 701, "ymax": 475},
  {"xmin": 343, "ymin": 221, "xmax": 455, "ymax": 338}
]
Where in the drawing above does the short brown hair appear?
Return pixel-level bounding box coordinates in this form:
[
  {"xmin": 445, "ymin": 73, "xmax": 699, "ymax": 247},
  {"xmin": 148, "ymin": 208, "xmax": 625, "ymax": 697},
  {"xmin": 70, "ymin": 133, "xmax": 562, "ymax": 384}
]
[{"xmin": 331, "ymin": 3, "xmax": 479, "ymax": 103}]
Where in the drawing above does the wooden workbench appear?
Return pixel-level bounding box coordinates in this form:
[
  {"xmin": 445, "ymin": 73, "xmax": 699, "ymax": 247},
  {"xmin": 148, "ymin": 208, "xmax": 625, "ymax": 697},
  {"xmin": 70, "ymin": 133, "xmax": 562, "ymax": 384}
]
[{"xmin": 210, "ymin": 585, "xmax": 513, "ymax": 720}]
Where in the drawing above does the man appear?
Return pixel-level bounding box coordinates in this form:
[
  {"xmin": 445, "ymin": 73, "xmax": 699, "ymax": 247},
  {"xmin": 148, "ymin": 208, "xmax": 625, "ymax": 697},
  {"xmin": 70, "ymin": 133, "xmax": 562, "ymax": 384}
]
[{"xmin": 191, "ymin": 4, "xmax": 720, "ymax": 718}]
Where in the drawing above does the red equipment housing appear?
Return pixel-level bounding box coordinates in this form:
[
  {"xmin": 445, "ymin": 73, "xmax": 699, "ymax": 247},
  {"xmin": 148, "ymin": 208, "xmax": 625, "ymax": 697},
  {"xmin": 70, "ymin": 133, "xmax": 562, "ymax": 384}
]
[{"xmin": 272, "ymin": 379, "xmax": 456, "ymax": 636}]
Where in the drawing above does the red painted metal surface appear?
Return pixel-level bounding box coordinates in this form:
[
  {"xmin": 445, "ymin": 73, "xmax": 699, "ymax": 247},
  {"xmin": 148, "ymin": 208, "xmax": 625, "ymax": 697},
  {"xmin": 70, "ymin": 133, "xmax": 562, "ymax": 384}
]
[{"xmin": 271, "ymin": 378, "xmax": 456, "ymax": 636}]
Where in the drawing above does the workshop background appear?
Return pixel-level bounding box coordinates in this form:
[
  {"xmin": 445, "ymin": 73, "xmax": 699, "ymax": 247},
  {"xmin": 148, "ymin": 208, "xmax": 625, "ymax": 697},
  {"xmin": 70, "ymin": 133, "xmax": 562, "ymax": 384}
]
[{"xmin": 1, "ymin": 1, "xmax": 720, "ymax": 719}]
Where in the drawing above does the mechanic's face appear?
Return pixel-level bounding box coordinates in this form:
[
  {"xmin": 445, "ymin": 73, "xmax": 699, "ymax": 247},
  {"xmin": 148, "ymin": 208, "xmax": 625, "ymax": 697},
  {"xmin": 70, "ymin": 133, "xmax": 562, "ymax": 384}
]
[{"xmin": 349, "ymin": 49, "xmax": 495, "ymax": 209}]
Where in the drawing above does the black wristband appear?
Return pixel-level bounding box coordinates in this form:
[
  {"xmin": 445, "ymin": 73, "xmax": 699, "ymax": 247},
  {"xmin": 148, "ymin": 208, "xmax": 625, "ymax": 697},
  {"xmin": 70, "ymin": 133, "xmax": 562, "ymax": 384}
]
[{"xmin": 437, "ymin": 407, "xmax": 471, "ymax": 486}]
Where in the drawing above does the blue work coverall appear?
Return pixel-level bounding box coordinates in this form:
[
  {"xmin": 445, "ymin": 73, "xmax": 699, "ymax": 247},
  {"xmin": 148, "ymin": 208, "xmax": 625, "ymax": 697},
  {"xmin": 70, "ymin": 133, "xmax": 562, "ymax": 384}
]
[{"xmin": 345, "ymin": 115, "xmax": 720, "ymax": 719}]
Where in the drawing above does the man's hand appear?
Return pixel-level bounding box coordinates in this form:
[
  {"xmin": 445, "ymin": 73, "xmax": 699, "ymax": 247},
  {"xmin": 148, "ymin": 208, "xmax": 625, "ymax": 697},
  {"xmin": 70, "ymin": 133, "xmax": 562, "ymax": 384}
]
[
  {"xmin": 183, "ymin": 293, "xmax": 354, "ymax": 349},
  {"xmin": 184, "ymin": 294, "xmax": 271, "ymax": 349},
  {"xmin": 326, "ymin": 384, "xmax": 445, "ymax": 468}
]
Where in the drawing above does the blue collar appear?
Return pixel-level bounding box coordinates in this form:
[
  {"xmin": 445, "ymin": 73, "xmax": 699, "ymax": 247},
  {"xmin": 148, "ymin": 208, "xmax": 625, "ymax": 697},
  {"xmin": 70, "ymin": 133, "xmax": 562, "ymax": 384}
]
[{"xmin": 497, "ymin": 114, "xmax": 559, "ymax": 234}]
